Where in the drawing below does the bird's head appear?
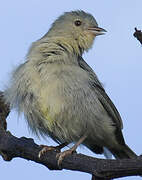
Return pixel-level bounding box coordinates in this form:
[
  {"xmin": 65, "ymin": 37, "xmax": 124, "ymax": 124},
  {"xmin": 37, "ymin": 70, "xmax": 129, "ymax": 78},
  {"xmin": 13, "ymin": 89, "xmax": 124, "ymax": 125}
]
[{"xmin": 45, "ymin": 10, "xmax": 106, "ymax": 55}]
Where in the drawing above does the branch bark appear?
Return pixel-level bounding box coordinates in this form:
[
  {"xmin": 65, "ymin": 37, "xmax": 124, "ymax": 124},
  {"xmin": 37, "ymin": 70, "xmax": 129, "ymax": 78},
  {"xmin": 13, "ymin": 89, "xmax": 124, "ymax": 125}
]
[{"xmin": 0, "ymin": 91, "xmax": 142, "ymax": 180}]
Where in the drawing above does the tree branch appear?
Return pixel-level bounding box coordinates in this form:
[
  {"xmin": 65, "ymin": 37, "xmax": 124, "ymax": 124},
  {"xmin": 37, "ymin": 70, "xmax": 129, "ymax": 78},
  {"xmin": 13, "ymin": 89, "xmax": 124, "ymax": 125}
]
[
  {"xmin": 133, "ymin": 27, "xmax": 142, "ymax": 44},
  {"xmin": 0, "ymin": 92, "xmax": 10, "ymax": 130},
  {"xmin": 0, "ymin": 91, "xmax": 142, "ymax": 179}
]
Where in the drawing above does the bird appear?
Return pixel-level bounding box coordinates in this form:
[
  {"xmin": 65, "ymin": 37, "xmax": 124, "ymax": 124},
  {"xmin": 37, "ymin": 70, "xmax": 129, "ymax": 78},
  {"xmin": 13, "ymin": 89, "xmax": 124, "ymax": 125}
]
[{"xmin": 4, "ymin": 10, "xmax": 137, "ymax": 163}]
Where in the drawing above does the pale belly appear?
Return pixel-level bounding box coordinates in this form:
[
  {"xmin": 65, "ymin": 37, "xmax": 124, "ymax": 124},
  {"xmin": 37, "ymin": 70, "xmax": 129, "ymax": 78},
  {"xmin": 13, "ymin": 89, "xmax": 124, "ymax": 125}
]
[{"xmin": 28, "ymin": 65, "xmax": 115, "ymax": 146}]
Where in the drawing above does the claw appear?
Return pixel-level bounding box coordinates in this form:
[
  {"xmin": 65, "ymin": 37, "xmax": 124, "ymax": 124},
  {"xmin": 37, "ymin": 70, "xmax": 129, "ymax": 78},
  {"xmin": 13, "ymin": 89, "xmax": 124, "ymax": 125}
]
[
  {"xmin": 38, "ymin": 145, "xmax": 54, "ymax": 158},
  {"xmin": 38, "ymin": 142, "xmax": 68, "ymax": 159},
  {"xmin": 56, "ymin": 149, "xmax": 76, "ymax": 166},
  {"xmin": 56, "ymin": 135, "xmax": 87, "ymax": 167}
]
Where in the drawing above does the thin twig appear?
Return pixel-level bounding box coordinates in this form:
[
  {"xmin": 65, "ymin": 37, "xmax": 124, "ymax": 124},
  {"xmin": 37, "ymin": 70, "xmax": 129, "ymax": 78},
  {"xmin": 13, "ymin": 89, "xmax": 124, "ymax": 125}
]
[{"xmin": 133, "ymin": 27, "xmax": 142, "ymax": 44}]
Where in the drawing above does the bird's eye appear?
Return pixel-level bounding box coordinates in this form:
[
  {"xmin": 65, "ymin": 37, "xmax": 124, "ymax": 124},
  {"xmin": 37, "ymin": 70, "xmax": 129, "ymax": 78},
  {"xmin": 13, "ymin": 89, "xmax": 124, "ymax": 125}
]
[{"xmin": 74, "ymin": 20, "xmax": 82, "ymax": 26}]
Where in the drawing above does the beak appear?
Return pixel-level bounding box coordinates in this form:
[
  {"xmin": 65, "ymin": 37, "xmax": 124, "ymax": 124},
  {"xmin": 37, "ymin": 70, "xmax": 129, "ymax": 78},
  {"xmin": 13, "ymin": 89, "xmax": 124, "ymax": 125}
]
[{"xmin": 88, "ymin": 26, "xmax": 107, "ymax": 36}]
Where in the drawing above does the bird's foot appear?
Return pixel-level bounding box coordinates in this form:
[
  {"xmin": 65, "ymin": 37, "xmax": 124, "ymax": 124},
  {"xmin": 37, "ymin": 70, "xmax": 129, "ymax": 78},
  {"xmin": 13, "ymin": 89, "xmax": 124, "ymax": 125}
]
[
  {"xmin": 38, "ymin": 145, "xmax": 59, "ymax": 158},
  {"xmin": 38, "ymin": 142, "xmax": 68, "ymax": 158},
  {"xmin": 56, "ymin": 135, "xmax": 87, "ymax": 166},
  {"xmin": 56, "ymin": 148, "xmax": 76, "ymax": 166}
]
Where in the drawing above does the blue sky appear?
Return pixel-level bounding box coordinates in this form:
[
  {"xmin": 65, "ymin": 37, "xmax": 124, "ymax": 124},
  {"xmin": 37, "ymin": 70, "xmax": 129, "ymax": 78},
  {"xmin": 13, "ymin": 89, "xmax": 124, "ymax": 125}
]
[{"xmin": 0, "ymin": 0, "xmax": 142, "ymax": 179}]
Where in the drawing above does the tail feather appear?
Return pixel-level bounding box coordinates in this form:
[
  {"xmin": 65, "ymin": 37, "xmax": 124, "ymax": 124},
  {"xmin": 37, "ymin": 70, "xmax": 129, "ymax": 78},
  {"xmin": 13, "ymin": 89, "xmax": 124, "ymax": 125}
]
[{"xmin": 110, "ymin": 144, "xmax": 137, "ymax": 159}]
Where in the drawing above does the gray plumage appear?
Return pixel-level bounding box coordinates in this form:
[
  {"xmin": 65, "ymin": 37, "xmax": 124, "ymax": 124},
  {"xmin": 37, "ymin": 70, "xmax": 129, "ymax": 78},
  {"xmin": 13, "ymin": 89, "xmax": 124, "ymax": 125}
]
[{"xmin": 4, "ymin": 10, "xmax": 137, "ymax": 159}]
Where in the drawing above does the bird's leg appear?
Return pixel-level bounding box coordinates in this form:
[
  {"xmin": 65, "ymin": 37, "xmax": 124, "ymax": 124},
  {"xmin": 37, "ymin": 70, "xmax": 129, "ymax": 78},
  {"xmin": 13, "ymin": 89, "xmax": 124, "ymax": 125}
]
[
  {"xmin": 57, "ymin": 135, "xmax": 87, "ymax": 166},
  {"xmin": 38, "ymin": 142, "xmax": 68, "ymax": 158}
]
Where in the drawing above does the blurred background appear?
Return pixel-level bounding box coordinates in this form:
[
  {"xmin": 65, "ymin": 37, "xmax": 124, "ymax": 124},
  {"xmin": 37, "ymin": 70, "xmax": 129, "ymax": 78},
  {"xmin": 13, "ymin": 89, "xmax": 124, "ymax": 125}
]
[{"xmin": 0, "ymin": 0, "xmax": 142, "ymax": 179}]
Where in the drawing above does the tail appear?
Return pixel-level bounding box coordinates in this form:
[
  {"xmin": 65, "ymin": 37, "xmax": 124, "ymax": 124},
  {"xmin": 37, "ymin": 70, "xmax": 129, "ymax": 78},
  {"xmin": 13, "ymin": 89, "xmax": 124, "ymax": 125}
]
[{"xmin": 110, "ymin": 144, "xmax": 137, "ymax": 159}]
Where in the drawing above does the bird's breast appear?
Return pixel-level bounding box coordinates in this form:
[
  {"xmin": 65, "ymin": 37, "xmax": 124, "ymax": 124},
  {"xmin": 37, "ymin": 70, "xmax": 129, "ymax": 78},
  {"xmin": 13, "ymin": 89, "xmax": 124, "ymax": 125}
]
[{"xmin": 36, "ymin": 64, "xmax": 90, "ymax": 128}]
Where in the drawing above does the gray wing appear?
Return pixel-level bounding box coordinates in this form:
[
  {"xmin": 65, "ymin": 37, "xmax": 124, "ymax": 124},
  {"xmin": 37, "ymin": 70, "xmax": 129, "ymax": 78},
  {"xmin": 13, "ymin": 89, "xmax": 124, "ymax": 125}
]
[{"xmin": 77, "ymin": 56, "xmax": 123, "ymax": 130}]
